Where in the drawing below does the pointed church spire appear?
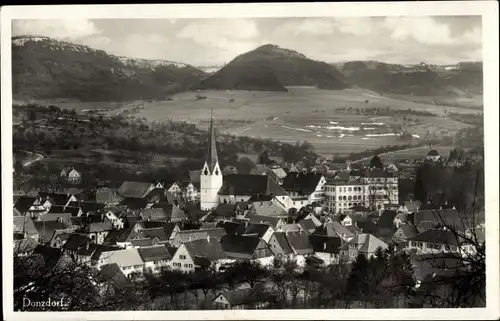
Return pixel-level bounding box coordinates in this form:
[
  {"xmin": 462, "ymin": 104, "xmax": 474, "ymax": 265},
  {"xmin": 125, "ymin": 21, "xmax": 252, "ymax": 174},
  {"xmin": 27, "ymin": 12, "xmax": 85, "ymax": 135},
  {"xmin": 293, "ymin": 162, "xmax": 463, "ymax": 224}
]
[{"xmin": 207, "ymin": 109, "xmax": 218, "ymax": 172}]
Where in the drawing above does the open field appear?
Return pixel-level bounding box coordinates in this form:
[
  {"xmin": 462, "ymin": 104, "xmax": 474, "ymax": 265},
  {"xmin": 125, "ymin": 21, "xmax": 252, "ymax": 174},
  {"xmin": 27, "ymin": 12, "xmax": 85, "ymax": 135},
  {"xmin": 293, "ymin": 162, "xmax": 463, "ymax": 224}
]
[
  {"xmin": 26, "ymin": 87, "xmax": 481, "ymax": 157},
  {"xmin": 352, "ymin": 145, "xmax": 457, "ymax": 165}
]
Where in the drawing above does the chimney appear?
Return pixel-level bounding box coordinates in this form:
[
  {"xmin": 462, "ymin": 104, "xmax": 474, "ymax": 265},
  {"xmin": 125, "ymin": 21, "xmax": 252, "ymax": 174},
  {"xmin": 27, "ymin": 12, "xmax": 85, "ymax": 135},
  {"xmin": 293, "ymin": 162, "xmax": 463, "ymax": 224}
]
[
  {"xmin": 189, "ymin": 236, "xmax": 192, "ymax": 242},
  {"xmin": 206, "ymin": 235, "xmax": 211, "ymax": 243}
]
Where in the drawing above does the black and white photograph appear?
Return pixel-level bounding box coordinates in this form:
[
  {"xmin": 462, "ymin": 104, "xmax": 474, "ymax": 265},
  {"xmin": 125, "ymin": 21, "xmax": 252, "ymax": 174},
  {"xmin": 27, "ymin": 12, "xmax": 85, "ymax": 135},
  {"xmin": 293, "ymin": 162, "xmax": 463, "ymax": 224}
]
[{"xmin": 2, "ymin": 2, "xmax": 499, "ymax": 320}]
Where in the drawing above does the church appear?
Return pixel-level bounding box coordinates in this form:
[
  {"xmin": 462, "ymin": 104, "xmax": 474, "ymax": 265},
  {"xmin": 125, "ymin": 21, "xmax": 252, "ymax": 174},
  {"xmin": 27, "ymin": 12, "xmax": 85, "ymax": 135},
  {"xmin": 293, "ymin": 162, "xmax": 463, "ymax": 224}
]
[{"xmin": 199, "ymin": 116, "xmax": 326, "ymax": 211}]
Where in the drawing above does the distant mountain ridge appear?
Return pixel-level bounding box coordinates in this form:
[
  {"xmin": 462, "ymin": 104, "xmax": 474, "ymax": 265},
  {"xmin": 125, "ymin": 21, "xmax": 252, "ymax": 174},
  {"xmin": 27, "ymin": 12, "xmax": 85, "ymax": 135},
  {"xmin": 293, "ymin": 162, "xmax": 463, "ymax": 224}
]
[
  {"xmin": 334, "ymin": 60, "xmax": 483, "ymax": 97},
  {"xmin": 197, "ymin": 44, "xmax": 351, "ymax": 92},
  {"xmin": 12, "ymin": 35, "xmax": 207, "ymax": 102}
]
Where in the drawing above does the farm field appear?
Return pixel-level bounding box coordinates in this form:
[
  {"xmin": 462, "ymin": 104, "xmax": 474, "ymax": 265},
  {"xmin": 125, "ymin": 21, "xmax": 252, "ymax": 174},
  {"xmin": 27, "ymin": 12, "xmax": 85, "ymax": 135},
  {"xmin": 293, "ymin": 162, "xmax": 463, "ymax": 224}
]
[
  {"xmin": 28, "ymin": 87, "xmax": 481, "ymax": 157},
  {"xmin": 353, "ymin": 145, "xmax": 460, "ymax": 165}
]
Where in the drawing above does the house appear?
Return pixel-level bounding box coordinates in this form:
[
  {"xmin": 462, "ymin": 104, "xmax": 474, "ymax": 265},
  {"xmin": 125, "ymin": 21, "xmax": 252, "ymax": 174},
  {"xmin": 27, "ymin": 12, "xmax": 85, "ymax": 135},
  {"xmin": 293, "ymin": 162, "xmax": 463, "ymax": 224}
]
[
  {"xmin": 303, "ymin": 212, "xmax": 322, "ymax": 226},
  {"xmin": 60, "ymin": 168, "xmax": 81, "ymax": 183},
  {"xmin": 37, "ymin": 212, "xmax": 73, "ymax": 224},
  {"xmin": 94, "ymin": 263, "xmax": 132, "ymax": 297},
  {"xmin": 140, "ymin": 208, "xmax": 170, "ymax": 222},
  {"xmin": 242, "ymin": 223, "xmax": 275, "ymax": 243},
  {"xmin": 67, "ymin": 201, "xmax": 106, "ymax": 215},
  {"xmin": 103, "ymin": 228, "xmax": 135, "ymax": 248},
  {"xmin": 170, "ymin": 228, "xmax": 227, "ymax": 247},
  {"xmin": 220, "ymin": 235, "xmax": 274, "ymax": 263},
  {"xmin": 100, "ymin": 248, "xmax": 144, "ymax": 278},
  {"xmin": 406, "ymin": 228, "xmax": 460, "ymax": 254},
  {"xmin": 392, "ymin": 224, "xmax": 419, "ymax": 247},
  {"xmin": 410, "ymin": 253, "xmax": 465, "ymax": 289},
  {"xmin": 136, "ymin": 227, "xmax": 170, "ymax": 244},
  {"xmin": 118, "ymin": 181, "xmax": 155, "ymax": 199},
  {"xmin": 275, "ymin": 223, "xmax": 302, "ymax": 233},
  {"xmin": 49, "ymin": 231, "xmax": 72, "ymax": 248},
  {"xmin": 398, "ymin": 200, "xmax": 422, "ymax": 214},
  {"xmin": 62, "ymin": 233, "xmax": 99, "ymax": 264},
  {"xmin": 309, "ymin": 235, "xmax": 343, "ymax": 266},
  {"xmin": 413, "ymin": 208, "xmax": 464, "ymax": 232},
  {"xmin": 377, "ymin": 210, "xmax": 398, "ymax": 237},
  {"xmin": 248, "ymin": 215, "xmax": 286, "ymax": 229},
  {"xmin": 104, "ymin": 209, "xmax": 125, "ymax": 229},
  {"xmin": 34, "ymin": 220, "xmax": 73, "ymax": 244},
  {"xmin": 82, "ymin": 220, "xmax": 114, "ymax": 244},
  {"xmin": 39, "ymin": 192, "xmax": 77, "ymax": 208},
  {"xmin": 342, "ymin": 234, "xmax": 389, "ymax": 261},
  {"xmin": 298, "ymin": 219, "xmax": 318, "ymax": 234},
  {"xmin": 14, "ymin": 196, "xmax": 46, "ymax": 216},
  {"xmin": 13, "ymin": 215, "xmax": 39, "ymax": 242},
  {"xmin": 167, "ymin": 182, "xmax": 182, "ymax": 196},
  {"xmin": 426, "ymin": 149, "xmax": 441, "ymax": 162},
  {"xmin": 133, "ymin": 222, "xmax": 180, "ymax": 241},
  {"xmin": 138, "ymin": 245, "xmax": 172, "ymax": 274},
  {"xmin": 282, "ymin": 172, "xmax": 326, "ymax": 209},
  {"xmin": 217, "ymin": 174, "xmax": 288, "ymax": 204},
  {"xmin": 32, "ymin": 244, "xmax": 73, "ymax": 271},
  {"xmin": 313, "ymin": 222, "xmax": 356, "ymax": 241},
  {"xmin": 211, "ymin": 203, "xmax": 238, "ymax": 221},
  {"xmin": 249, "ymin": 200, "xmax": 288, "ymax": 217},
  {"xmin": 170, "ymin": 238, "xmax": 228, "ymax": 273},
  {"xmin": 95, "ymin": 187, "xmax": 123, "ymax": 205},
  {"xmin": 212, "ymin": 288, "xmax": 273, "ymax": 310},
  {"xmin": 284, "ymin": 230, "xmax": 314, "ymax": 267},
  {"xmin": 268, "ymin": 232, "xmax": 295, "ymax": 262}
]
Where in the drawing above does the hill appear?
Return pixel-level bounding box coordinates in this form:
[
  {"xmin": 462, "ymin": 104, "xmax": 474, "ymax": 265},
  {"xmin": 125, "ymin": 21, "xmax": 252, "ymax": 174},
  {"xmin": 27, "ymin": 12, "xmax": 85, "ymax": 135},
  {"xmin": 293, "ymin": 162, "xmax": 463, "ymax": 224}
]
[
  {"xmin": 12, "ymin": 36, "xmax": 207, "ymax": 102},
  {"xmin": 197, "ymin": 44, "xmax": 351, "ymax": 91},
  {"xmin": 337, "ymin": 60, "xmax": 483, "ymax": 97}
]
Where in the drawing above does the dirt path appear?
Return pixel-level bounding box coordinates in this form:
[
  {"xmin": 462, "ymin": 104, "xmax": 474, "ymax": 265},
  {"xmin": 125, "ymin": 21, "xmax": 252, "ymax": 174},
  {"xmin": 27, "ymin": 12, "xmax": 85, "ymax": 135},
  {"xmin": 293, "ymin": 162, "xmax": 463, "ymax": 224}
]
[{"xmin": 20, "ymin": 150, "xmax": 44, "ymax": 167}]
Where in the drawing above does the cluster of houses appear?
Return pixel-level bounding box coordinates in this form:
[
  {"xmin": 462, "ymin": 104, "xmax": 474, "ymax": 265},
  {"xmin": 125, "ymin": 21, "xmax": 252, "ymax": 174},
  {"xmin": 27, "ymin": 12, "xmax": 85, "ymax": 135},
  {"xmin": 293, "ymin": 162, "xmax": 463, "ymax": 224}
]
[{"xmin": 12, "ymin": 117, "xmax": 485, "ymax": 309}]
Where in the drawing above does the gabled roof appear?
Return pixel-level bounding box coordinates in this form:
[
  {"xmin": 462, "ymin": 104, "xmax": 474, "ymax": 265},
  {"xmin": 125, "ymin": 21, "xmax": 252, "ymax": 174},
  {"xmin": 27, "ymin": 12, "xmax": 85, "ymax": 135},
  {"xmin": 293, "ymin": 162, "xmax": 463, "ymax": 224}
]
[
  {"xmin": 413, "ymin": 209, "xmax": 463, "ymax": 230},
  {"xmin": 217, "ymin": 221, "xmax": 245, "ymax": 235},
  {"xmin": 33, "ymin": 245, "xmax": 65, "ymax": 270},
  {"xmin": 309, "ymin": 235, "xmax": 342, "ymax": 254},
  {"xmin": 184, "ymin": 238, "xmax": 227, "ymax": 261},
  {"xmin": 357, "ymin": 221, "xmax": 379, "ymax": 235},
  {"xmin": 34, "ymin": 220, "xmax": 72, "ymax": 243},
  {"xmin": 139, "ymin": 222, "xmax": 178, "ymax": 239},
  {"xmin": 138, "ymin": 245, "xmax": 172, "ymax": 262},
  {"xmin": 278, "ymin": 223, "xmax": 302, "ymax": 232},
  {"xmin": 394, "ymin": 224, "xmax": 419, "ymax": 241},
  {"xmin": 38, "ymin": 212, "xmax": 72, "ymax": 222},
  {"xmin": 166, "ymin": 246, "xmax": 177, "ymax": 257},
  {"xmin": 220, "ymin": 235, "xmax": 262, "ymax": 256},
  {"xmin": 13, "ymin": 215, "xmax": 38, "ymax": 236},
  {"xmin": 247, "ymin": 194, "xmax": 274, "ymax": 203},
  {"xmin": 90, "ymin": 244, "xmax": 121, "ymax": 261},
  {"xmin": 175, "ymin": 228, "xmax": 227, "ymax": 244},
  {"xmin": 285, "ymin": 231, "xmax": 314, "ymax": 255},
  {"xmin": 64, "ymin": 206, "xmax": 82, "ymax": 216},
  {"xmin": 141, "ymin": 208, "xmax": 170, "ymax": 221},
  {"xmin": 47, "ymin": 205, "xmax": 68, "ymax": 214},
  {"xmin": 137, "ymin": 227, "xmax": 169, "ymax": 241},
  {"xmin": 378, "ymin": 210, "xmax": 398, "ymax": 229},
  {"xmin": 14, "ymin": 196, "xmax": 37, "ymax": 213},
  {"xmin": 326, "ymin": 222, "xmax": 355, "ymax": 238},
  {"xmin": 249, "ymin": 215, "xmax": 284, "ymax": 228},
  {"xmin": 218, "ymin": 174, "xmax": 288, "ymax": 197},
  {"xmin": 103, "ymin": 248, "xmax": 144, "ymax": 268},
  {"xmin": 251, "ymin": 202, "xmax": 287, "ymax": 217},
  {"xmin": 130, "ymin": 238, "xmax": 155, "ymax": 247},
  {"xmin": 213, "ymin": 203, "xmax": 238, "ymax": 218},
  {"xmin": 347, "ymin": 234, "xmax": 388, "ymax": 254},
  {"xmin": 95, "ymin": 263, "xmax": 131, "ymax": 289},
  {"xmin": 411, "ymin": 253, "xmax": 464, "ymax": 281},
  {"xmin": 120, "ymin": 197, "xmax": 149, "ymax": 210},
  {"xmin": 216, "ymin": 288, "xmax": 266, "ymax": 306},
  {"xmin": 104, "ymin": 228, "xmax": 134, "ymax": 245},
  {"xmin": 62, "ymin": 233, "xmax": 94, "ymax": 254},
  {"xmin": 39, "ymin": 192, "xmax": 70, "ymax": 206},
  {"xmin": 96, "ymin": 187, "xmax": 123, "ymax": 204},
  {"xmin": 118, "ymin": 181, "xmax": 154, "ymax": 199},
  {"xmin": 272, "ymin": 232, "xmax": 294, "ymax": 254},
  {"xmin": 243, "ymin": 223, "xmax": 272, "ymax": 238},
  {"xmin": 408, "ymin": 228, "xmax": 460, "ymax": 246},
  {"xmin": 84, "ymin": 220, "xmax": 114, "ymax": 233},
  {"xmin": 298, "ymin": 219, "xmax": 317, "ymax": 233},
  {"xmin": 403, "ymin": 200, "xmax": 422, "ymax": 213},
  {"xmin": 282, "ymin": 172, "xmax": 323, "ymax": 195},
  {"xmin": 67, "ymin": 201, "xmax": 106, "ymax": 214}
]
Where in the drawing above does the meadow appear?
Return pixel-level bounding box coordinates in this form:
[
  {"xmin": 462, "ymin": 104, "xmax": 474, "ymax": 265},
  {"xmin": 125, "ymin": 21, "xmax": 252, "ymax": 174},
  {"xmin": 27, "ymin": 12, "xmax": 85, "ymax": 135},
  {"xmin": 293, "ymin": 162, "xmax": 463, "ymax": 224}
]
[{"xmin": 31, "ymin": 87, "xmax": 481, "ymax": 157}]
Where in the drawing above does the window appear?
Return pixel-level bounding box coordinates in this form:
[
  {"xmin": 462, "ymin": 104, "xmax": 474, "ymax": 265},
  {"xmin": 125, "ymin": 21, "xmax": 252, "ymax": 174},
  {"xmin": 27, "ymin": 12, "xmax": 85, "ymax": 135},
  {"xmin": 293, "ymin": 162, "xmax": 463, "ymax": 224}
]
[
  {"xmin": 348, "ymin": 187, "xmax": 352, "ymax": 192},
  {"xmin": 348, "ymin": 196, "xmax": 352, "ymax": 201},
  {"xmin": 184, "ymin": 263, "xmax": 189, "ymax": 268},
  {"xmin": 179, "ymin": 255, "xmax": 186, "ymax": 260},
  {"xmin": 189, "ymin": 264, "xmax": 193, "ymax": 268}
]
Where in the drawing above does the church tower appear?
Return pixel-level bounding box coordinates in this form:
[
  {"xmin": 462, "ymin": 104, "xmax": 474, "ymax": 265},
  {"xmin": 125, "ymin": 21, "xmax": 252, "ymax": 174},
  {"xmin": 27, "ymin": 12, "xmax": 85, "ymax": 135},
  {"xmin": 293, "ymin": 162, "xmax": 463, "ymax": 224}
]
[{"xmin": 200, "ymin": 111, "xmax": 223, "ymax": 210}]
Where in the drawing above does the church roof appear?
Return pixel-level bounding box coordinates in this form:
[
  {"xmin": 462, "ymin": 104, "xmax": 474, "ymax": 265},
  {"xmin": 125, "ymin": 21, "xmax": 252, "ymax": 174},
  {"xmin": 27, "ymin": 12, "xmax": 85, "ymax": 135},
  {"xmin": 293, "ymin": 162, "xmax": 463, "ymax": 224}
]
[
  {"xmin": 206, "ymin": 115, "xmax": 219, "ymax": 173},
  {"xmin": 218, "ymin": 174, "xmax": 288, "ymax": 197}
]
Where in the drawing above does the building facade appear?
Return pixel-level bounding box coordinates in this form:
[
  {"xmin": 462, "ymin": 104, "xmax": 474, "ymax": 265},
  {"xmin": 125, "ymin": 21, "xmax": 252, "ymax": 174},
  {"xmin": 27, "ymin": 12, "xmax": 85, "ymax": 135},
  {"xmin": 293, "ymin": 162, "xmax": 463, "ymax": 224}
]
[{"xmin": 200, "ymin": 116, "xmax": 223, "ymax": 210}]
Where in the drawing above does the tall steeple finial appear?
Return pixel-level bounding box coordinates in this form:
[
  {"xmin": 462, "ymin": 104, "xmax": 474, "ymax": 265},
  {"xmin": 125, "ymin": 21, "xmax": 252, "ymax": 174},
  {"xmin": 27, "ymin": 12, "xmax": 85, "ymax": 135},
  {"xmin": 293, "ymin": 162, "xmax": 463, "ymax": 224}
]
[{"xmin": 207, "ymin": 109, "xmax": 218, "ymax": 172}]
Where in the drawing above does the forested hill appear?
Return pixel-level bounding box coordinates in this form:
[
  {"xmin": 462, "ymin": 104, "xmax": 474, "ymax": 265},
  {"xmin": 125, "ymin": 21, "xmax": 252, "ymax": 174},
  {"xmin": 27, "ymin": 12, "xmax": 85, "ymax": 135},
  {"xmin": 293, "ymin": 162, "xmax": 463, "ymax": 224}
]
[
  {"xmin": 12, "ymin": 36, "xmax": 207, "ymax": 102},
  {"xmin": 13, "ymin": 104, "xmax": 318, "ymax": 184}
]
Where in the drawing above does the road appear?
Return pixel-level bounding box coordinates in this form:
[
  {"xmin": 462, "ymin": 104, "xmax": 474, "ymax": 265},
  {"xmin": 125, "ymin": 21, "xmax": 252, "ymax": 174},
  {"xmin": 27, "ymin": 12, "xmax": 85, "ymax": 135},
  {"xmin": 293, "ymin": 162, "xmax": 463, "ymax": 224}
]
[{"xmin": 20, "ymin": 150, "xmax": 44, "ymax": 167}]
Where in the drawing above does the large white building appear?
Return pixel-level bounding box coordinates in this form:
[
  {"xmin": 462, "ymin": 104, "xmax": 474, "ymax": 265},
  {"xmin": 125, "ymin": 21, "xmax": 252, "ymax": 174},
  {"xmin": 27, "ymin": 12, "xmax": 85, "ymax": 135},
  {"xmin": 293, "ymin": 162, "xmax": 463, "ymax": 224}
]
[
  {"xmin": 200, "ymin": 116, "xmax": 224, "ymax": 210},
  {"xmin": 325, "ymin": 168, "xmax": 399, "ymax": 214}
]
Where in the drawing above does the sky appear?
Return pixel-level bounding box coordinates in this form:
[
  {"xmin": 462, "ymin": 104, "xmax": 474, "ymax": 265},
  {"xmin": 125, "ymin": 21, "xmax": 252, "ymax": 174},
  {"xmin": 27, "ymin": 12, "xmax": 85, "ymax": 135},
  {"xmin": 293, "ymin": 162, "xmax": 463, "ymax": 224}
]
[{"xmin": 12, "ymin": 16, "xmax": 482, "ymax": 66}]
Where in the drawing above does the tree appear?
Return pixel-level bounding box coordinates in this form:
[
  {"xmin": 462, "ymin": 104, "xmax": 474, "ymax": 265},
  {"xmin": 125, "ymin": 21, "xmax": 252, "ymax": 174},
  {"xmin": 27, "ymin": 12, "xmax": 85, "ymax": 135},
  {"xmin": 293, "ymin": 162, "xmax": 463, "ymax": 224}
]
[
  {"xmin": 235, "ymin": 157, "xmax": 256, "ymax": 175},
  {"xmin": 370, "ymin": 154, "xmax": 383, "ymax": 169}
]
